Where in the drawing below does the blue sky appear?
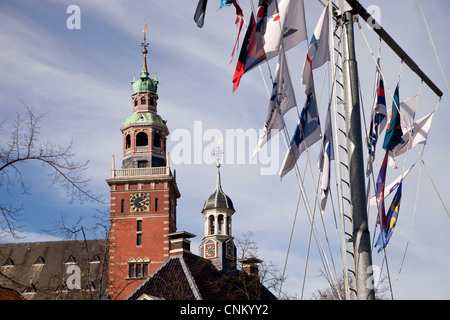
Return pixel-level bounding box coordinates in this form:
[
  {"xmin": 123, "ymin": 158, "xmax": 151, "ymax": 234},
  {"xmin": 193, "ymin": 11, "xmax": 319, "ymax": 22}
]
[{"xmin": 1, "ymin": 0, "xmax": 449, "ymax": 299}]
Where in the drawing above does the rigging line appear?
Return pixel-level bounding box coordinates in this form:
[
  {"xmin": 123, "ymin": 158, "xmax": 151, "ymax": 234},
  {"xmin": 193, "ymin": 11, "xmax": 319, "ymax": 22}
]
[
  {"xmin": 395, "ymin": 148, "xmax": 423, "ymax": 287},
  {"xmin": 356, "ymin": 20, "xmax": 450, "ymax": 220},
  {"xmin": 310, "ymin": 83, "xmax": 344, "ymax": 298},
  {"xmin": 278, "ymin": 175, "xmax": 303, "ymax": 300},
  {"xmin": 417, "ymin": 0, "xmax": 450, "ymax": 97}
]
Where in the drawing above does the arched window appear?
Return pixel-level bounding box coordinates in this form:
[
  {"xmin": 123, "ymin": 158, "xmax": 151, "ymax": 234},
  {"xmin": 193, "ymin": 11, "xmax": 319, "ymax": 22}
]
[
  {"xmin": 153, "ymin": 132, "xmax": 161, "ymax": 148},
  {"xmin": 140, "ymin": 96, "xmax": 146, "ymax": 105},
  {"xmin": 125, "ymin": 134, "xmax": 131, "ymax": 149},
  {"xmin": 218, "ymin": 215, "xmax": 224, "ymax": 234},
  {"xmin": 136, "ymin": 132, "xmax": 148, "ymax": 147},
  {"xmin": 208, "ymin": 215, "xmax": 215, "ymax": 235}
]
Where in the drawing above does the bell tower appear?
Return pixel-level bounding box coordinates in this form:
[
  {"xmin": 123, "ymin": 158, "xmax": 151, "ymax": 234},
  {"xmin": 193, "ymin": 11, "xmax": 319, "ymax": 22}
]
[
  {"xmin": 199, "ymin": 147, "xmax": 237, "ymax": 273},
  {"xmin": 107, "ymin": 24, "xmax": 180, "ymax": 300}
]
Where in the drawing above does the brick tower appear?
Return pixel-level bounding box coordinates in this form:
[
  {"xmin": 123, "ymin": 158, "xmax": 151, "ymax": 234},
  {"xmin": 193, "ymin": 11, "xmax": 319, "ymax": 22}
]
[{"xmin": 106, "ymin": 27, "xmax": 180, "ymax": 300}]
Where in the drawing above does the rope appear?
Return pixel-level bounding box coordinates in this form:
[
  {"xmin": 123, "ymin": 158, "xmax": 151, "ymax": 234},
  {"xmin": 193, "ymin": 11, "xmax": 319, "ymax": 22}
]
[{"xmin": 417, "ymin": 0, "xmax": 450, "ymax": 96}]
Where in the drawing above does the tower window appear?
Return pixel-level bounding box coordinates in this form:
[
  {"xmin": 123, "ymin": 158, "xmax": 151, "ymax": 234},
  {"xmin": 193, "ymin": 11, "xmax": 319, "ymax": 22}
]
[
  {"xmin": 208, "ymin": 215, "xmax": 215, "ymax": 235},
  {"xmin": 128, "ymin": 261, "xmax": 149, "ymax": 279},
  {"xmin": 121, "ymin": 199, "xmax": 125, "ymax": 213},
  {"xmin": 150, "ymin": 97, "xmax": 154, "ymax": 105},
  {"xmin": 218, "ymin": 215, "xmax": 224, "ymax": 235},
  {"xmin": 138, "ymin": 160, "xmax": 147, "ymax": 168},
  {"xmin": 134, "ymin": 99, "xmax": 138, "ymax": 106},
  {"xmin": 153, "ymin": 132, "xmax": 161, "ymax": 148},
  {"xmin": 155, "ymin": 198, "xmax": 158, "ymax": 212},
  {"xmin": 137, "ymin": 233, "xmax": 142, "ymax": 246},
  {"xmin": 140, "ymin": 97, "xmax": 146, "ymax": 105},
  {"xmin": 136, "ymin": 132, "xmax": 148, "ymax": 147},
  {"xmin": 125, "ymin": 134, "xmax": 131, "ymax": 149},
  {"xmin": 137, "ymin": 219, "xmax": 143, "ymax": 246}
]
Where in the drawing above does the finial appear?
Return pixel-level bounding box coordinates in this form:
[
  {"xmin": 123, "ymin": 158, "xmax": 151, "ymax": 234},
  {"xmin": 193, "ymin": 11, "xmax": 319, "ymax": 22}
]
[
  {"xmin": 214, "ymin": 138, "xmax": 223, "ymax": 168},
  {"xmin": 141, "ymin": 21, "xmax": 149, "ymax": 76}
]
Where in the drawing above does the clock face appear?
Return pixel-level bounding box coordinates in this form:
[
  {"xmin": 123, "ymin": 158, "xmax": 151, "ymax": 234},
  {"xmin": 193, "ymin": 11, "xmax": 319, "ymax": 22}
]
[
  {"xmin": 205, "ymin": 243, "xmax": 216, "ymax": 258},
  {"xmin": 225, "ymin": 242, "xmax": 234, "ymax": 260},
  {"xmin": 130, "ymin": 193, "xmax": 150, "ymax": 213}
]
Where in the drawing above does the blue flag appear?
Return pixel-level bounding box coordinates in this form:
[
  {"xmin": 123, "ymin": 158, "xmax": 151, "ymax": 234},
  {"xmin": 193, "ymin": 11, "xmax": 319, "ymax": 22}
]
[
  {"xmin": 375, "ymin": 179, "xmax": 403, "ymax": 253},
  {"xmin": 279, "ymin": 88, "xmax": 321, "ymax": 180},
  {"xmin": 383, "ymin": 83, "xmax": 403, "ymax": 151}
]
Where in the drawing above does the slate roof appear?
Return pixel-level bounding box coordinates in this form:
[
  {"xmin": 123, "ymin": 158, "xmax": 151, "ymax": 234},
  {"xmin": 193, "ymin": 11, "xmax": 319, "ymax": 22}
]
[
  {"xmin": 202, "ymin": 167, "xmax": 235, "ymax": 212},
  {"xmin": 0, "ymin": 239, "xmax": 109, "ymax": 300},
  {"xmin": 0, "ymin": 286, "xmax": 24, "ymax": 300},
  {"xmin": 126, "ymin": 254, "xmax": 276, "ymax": 300}
]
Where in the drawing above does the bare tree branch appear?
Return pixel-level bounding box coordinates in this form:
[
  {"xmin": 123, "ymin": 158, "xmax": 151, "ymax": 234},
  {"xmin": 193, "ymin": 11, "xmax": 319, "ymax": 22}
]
[{"xmin": 0, "ymin": 103, "xmax": 106, "ymax": 239}]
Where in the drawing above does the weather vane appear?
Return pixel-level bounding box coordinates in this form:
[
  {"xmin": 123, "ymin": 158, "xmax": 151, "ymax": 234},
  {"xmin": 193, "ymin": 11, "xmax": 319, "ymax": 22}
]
[
  {"xmin": 214, "ymin": 138, "xmax": 223, "ymax": 168},
  {"xmin": 141, "ymin": 21, "xmax": 149, "ymax": 51}
]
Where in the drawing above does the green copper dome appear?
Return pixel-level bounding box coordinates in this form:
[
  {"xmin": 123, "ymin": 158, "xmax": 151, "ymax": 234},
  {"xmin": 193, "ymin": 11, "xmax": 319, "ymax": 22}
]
[
  {"xmin": 132, "ymin": 75, "xmax": 158, "ymax": 94},
  {"xmin": 123, "ymin": 112, "xmax": 166, "ymax": 127}
]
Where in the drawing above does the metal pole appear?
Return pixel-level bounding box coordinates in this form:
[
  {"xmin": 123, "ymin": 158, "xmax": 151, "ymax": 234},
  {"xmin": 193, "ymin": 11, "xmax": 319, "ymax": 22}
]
[{"xmin": 341, "ymin": 6, "xmax": 375, "ymax": 300}]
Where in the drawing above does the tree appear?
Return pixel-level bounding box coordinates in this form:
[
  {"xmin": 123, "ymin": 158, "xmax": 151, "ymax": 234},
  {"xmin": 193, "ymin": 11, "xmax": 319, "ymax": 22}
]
[
  {"xmin": 0, "ymin": 104, "xmax": 104, "ymax": 239},
  {"xmin": 233, "ymin": 231, "xmax": 293, "ymax": 299},
  {"xmin": 310, "ymin": 269, "xmax": 391, "ymax": 300}
]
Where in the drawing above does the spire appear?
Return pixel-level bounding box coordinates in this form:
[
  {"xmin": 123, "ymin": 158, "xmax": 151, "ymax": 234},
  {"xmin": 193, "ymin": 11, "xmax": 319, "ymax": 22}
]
[
  {"xmin": 140, "ymin": 21, "xmax": 149, "ymax": 78},
  {"xmin": 202, "ymin": 143, "xmax": 234, "ymax": 212}
]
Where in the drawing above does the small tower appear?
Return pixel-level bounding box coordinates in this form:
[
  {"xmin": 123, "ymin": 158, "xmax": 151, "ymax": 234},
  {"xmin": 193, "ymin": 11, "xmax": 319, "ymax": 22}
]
[{"xmin": 199, "ymin": 146, "xmax": 236, "ymax": 272}]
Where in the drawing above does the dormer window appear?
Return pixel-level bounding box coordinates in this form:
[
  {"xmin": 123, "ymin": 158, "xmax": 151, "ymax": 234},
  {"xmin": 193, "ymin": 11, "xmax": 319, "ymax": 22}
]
[
  {"xmin": 2, "ymin": 258, "xmax": 14, "ymax": 267},
  {"xmin": 34, "ymin": 256, "xmax": 45, "ymax": 265},
  {"xmin": 65, "ymin": 255, "xmax": 76, "ymax": 264}
]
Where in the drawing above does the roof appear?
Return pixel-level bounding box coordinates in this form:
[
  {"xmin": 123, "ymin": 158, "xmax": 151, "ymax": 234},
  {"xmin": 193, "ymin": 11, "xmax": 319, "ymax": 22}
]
[
  {"xmin": 0, "ymin": 286, "xmax": 24, "ymax": 300},
  {"xmin": 123, "ymin": 111, "xmax": 166, "ymax": 127},
  {"xmin": 202, "ymin": 166, "xmax": 235, "ymax": 212},
  {"xmin": 0, "ymin": 239, "xmax": 109, "ymax": 300},
  {"xmin": 126, "ymin": 254, "xmax": 276, "ymax": 300}
]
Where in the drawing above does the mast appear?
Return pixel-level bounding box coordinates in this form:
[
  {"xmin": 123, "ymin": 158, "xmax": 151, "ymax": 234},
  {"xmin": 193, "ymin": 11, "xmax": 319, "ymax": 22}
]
[{"xmin": 340, "ymin": 2, "xmax": 375, "ymax": 300}]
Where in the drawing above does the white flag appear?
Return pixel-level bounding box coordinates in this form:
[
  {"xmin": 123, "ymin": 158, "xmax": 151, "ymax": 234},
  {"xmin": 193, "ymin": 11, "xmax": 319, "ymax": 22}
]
[
  {"xmin": 399, "ymin": 94, "xmax": 419, "ymax": 133},
  {"xmin": 263, "ymin": 0, "xmax": 307, "ymax": 61},
  {"xmin": 279, "ymin": 82, "xmax": 322, "ymax": 180},
  {"xmin": 318, "ymin": 104, "xmax": 334, "ymax": 213},
  {"xmin": 254, "ymin": 48, "xmax": 296, "ymax": 157},
  {"xmin": 301, "ymin": 3, "xmax": 330, "ymax": 86},
  {"xmin": 391, "ymin": 110, "xmax": 435, "ymax": 157},
  {"xmin": 369, "ymin": 162, "xmax": 415, "ymax": 206}
]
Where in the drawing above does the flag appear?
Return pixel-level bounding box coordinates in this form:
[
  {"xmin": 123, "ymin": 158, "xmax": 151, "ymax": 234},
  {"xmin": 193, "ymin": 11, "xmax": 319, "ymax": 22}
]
[
  {"xmin": 219, "ymin": 0, "xmax": 232, "ymax": 9},
  {"xmin": 375, "ymin": 151, "xmax": 389, "ymax": 229},
  {"xmin": 232, "ymin": 12, "xmax": 255, "ymax": 92},
  {"xmin": 383, "ymin": 83, "xmax": 403, "ymax": 151},
  {"xmin": 229, "ymin": 0, "xmax": 244, "ymax": 62},
  {"xmin": 366, "ymin": 63, "xmax": 387, "ymax": 176},
  {"xmin": 232, "ymin": 1, "xmax": 269, "ymax": 92},
  {"xmin": 375, "ymin": 180, "xmax": 403, "ymax": 253},
  {"xmin": 194, "ymin": 0, "xmax": 208, "ymax": 28},
  {"xmin": 318, "ymin": 104, "xmax": 334, "ymax": 212},
  {"xmin": 369, "ymin": 162, "xmax": 415, "ymax": 206},
  {"xmin": 399, "ymin": 94, "xmax": 419, "ymax": 133},
  {"xmin": 391, "ymin": 110, "xmax": 435, "ymax": 157},
  {"xmin": 263, "ymin": 0, "xmax": 307, "ymax": 62},
  {"xmin": 279, "ymin": 82, "xmax": 322, "ymax": 180},
  {"xmin": 253, "ymin": 47, "xmax": 296, "ymax": 157},
  {"xmin": 245, "ymin": 0, "xmax": 270, "ymax": 71},
  {"xmin": 301, "ymin": 3, "xmax": 330, "ymax": 86}
]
